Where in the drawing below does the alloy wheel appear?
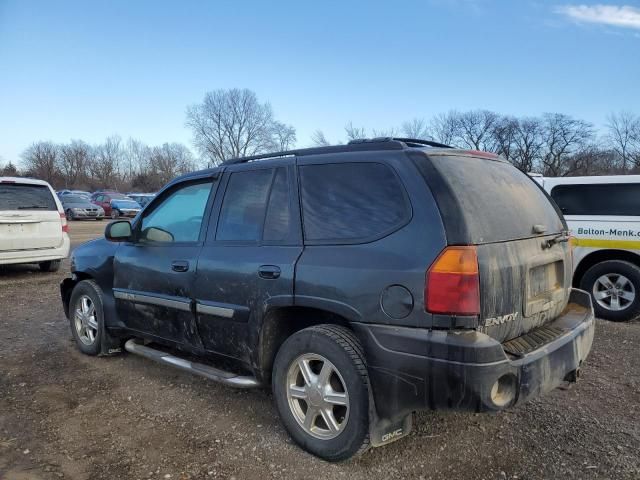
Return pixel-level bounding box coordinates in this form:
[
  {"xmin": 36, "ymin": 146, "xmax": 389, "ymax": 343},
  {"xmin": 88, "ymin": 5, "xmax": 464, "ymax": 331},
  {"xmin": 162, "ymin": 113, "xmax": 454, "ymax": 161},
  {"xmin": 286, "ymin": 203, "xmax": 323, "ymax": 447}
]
[
  {"xmin": 286, "ymin": 353, "xmax": 349, "ymax": 440},
  {"xmin": 74, "ymin": 295, "xmax": 98, "ymax": 345},
  {"xmin": 593, "ymin": 273, "xmax": 635, "ymax": 311}
]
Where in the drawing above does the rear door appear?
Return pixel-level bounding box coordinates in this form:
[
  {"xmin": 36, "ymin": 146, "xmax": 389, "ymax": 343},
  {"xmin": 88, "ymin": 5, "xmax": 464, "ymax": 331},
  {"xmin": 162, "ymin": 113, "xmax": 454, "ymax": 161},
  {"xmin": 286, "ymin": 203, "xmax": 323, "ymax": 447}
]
[
  {"xmin": 414, "ymin": 152, "xmax": 571, "ymax": 342},
  {"xmin": 193, "ymin": 161, "xmax": 303, "ymax": 363},
  {"xmin": 0, "ymin": 181, "xmax": 63, "ymax": 251},
  {"xmin": 113, "ymin": 176, "xmax": 217, "ymax": 347}
]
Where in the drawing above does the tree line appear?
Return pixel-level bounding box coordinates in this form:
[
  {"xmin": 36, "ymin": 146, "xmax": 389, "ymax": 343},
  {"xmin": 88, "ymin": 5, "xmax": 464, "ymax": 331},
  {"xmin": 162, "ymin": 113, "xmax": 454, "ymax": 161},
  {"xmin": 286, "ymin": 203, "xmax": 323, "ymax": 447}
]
[{"xmin": 2, "ymin": 88, "xmax": 639, "ymax": 190}]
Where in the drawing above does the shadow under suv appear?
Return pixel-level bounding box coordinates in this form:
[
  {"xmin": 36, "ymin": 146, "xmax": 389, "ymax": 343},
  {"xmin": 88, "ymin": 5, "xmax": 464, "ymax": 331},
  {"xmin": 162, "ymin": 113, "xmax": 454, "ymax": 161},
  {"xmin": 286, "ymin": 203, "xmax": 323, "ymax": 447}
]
[{"xmin": 60, "ymin": 138, "xmax": 595, "ymax": 461}]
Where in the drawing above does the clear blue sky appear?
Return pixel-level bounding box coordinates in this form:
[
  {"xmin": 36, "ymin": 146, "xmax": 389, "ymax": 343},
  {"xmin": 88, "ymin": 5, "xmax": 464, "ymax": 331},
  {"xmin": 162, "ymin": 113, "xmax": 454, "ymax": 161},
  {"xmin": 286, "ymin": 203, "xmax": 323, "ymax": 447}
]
[{"xmin": 1, "ymin": 0, "xmax": 639, "ymax": 164}]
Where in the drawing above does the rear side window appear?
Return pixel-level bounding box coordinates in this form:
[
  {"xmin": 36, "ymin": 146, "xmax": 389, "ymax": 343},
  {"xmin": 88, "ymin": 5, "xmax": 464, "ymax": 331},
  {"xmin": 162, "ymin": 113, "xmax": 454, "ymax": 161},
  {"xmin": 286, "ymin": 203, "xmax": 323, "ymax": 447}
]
[
  {"xmin": 299, "ymin": 162, "xmax": 410, "ymax": 243},
  {"xmin": 217, "ymin": 169, "xmax": 273, "ymax": 241},
  {"xmin": 551, "ymin": 183, "xmax": 640, "ymax": 216},
  {"xmin": 263, "ymin": 168, "xmax": 291, "ymax": 241},
  {"xmin": 0, "ymin": 184, "xmax": 57, "ymax": 211}
]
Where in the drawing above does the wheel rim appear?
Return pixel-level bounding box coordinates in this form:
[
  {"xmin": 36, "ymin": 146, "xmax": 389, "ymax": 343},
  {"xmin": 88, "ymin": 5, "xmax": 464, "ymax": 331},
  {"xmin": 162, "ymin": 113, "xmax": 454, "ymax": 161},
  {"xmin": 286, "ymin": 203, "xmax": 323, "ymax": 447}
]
[
  {"xmin": 74, "ymin": 295, "xmax": 98, "ymax": 345},
  {"xmin": 66, "ymin": 210, "xmax": 72, "ymax": 220},
  {"xmin": 593, "ymin": 273, "xmax": 636, "ymax": 311},
  {"xmin": 286, "ymin": 353, "xmax": 349, "ymax": 440},
  {"xmin": 111, "ymin": 211, "xmax": 117, "ymax": 219}
]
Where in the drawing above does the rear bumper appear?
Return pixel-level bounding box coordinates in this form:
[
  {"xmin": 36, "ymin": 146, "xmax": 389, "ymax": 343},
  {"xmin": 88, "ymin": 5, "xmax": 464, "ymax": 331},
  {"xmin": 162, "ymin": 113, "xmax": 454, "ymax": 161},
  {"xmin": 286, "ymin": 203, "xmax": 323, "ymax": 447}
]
[
  {"xmin": 353, "ymin": 289, "xmax": 595, "ymax": 421},
  {"xmin": 0, "ymin": 234, "xmax": 70, "ymax": 265}
]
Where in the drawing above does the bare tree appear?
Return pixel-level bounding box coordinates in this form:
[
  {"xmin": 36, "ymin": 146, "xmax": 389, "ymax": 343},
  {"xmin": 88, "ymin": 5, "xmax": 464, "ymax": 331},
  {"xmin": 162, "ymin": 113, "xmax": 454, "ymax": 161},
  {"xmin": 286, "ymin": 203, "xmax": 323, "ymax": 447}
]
[
  {"xmin": 149, "ymin": 143, "xmax": 195, "ymax": 185},
  {"xmin": 59, "ymin": 140, "xmax": 91, "ymax": 188},
  {"xmin": 512, "ymin": 118, "xmax": 544, "ymax": 173},
  {"xmin": 186, "ymin": 88, "xmax": 292, "ymax": 165},
  {"xmin": 271, "ymin": 121, "xmax": 297, "ymax": 151},
  {"xmin": 310, "ymin": 130, "xmax": 331, "ymax": 146},
  {"xmin": 90, "ymin": 135, "xmax": 123, "ymax": 187},
  {"xmin": 606, "ymin": 111, "xmax": 640, "ymax": 171},
  {"xmin": 456, "ymin": 110, "xmax": 500, "ymax": 150},
  {"xmin": 124, "ymin": 138, "xmax": 150, "ymax": 179},
  {"xmin": 344, "ymin": 122, "xmax": 368, "ymax": 141},
  {"xmin": 490, "ymin": 116, "xmax": 518, "ymax": 161},
  {"xmin": 401, "ymin": 118, "xmax": 432, "ymax": 139},
  {"xmin": 21, "ymin": 141, "xmax": 59, "ymax": 184},
  {"xmin": 540, "ymin": 113, "xmax": 594, "ymax": 176},
  {"xmin": 430, "ymin": 111, "xmax": 460, "ymax": 146}
]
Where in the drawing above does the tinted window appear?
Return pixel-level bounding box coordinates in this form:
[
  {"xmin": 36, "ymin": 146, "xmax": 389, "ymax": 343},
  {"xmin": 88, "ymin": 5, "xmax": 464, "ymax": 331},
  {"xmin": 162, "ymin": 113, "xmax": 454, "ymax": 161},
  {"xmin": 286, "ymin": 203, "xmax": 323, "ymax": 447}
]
[
  {"xmin": 217, "ymin": 169, "xmax": 272, "ymax": 241},
  {"xmin": 0, "ymin": 184, "xmax": 57, "ymax": 211},
  {"xmin": 415, "ymin": 155, "xmax": 565, "ymax": 244},
  {"xmin": 62, "ymin": 195, "xmax": 86, "ymax": 203},
  {"xmin": 263, "ymin": 168, "xmax": 291, "ymax": 241},
  {"xmin": 551, "ymin": 183, "xmax": 640, "ymax": 216},
  {"xmin": 140, "ymin": 181, "xmax": 212, "ymax": 243},
  {"xmin": 299, "ymin": 162, "xmax": 409, "ymax": 242}
]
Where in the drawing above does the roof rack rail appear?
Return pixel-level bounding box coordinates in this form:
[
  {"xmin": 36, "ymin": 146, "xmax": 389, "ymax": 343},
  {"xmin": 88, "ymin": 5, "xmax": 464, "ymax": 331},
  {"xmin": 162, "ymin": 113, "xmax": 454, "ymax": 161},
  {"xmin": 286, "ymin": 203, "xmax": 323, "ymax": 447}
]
[
  {"xmin": 221, "ymin": 138, "xmax": 406, "ymax": 166},
  {"xmin": 391, "ymin": 138, "xmax": 453, "ymax": 149}
]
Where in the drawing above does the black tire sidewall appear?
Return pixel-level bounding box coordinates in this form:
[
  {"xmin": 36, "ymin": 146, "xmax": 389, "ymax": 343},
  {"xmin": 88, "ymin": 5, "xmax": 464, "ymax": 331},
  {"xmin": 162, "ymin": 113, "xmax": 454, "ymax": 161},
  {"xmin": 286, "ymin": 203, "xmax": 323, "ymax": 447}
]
[
  {"xmin": 272, "ymin": 328, "xmax": 369, "ymax": 461},
  {"xmin": 69, "ymin": 281, "xmax": 104, "ymax": 355},
  {"xmin": 581, "ymin": 260, "xmax": 640, "ymax": 321}
]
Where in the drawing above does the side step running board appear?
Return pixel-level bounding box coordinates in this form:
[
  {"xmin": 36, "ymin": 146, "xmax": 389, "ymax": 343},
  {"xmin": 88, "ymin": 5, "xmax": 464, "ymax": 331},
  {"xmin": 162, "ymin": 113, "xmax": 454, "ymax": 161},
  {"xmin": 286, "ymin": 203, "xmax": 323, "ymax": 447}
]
[{"xmin": 124, "ymin": 339, "xmax": 260, "ymax": 389}]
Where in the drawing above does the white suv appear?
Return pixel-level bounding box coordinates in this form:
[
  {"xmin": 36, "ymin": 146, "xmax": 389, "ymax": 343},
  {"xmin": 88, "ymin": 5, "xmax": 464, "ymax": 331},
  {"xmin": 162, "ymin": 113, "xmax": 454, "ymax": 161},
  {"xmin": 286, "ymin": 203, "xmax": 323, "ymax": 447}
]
[
  {"xmin": 0, "ymin": 177, "xmax": 70, "ymax": 272},
  {"xmin": 535, "ymin": 174, "xmax": 640, "ymax": 321}
]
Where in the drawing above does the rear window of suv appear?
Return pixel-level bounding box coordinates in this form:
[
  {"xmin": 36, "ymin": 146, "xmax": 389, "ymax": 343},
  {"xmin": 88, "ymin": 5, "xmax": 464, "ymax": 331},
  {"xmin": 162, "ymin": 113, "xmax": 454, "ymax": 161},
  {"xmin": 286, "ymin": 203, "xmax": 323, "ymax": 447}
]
[
  {"xmin": 0, "ymin": 183, "xmax": 57, "ymax": 211},
  {"xmin": 299, "ymin": 162, "xmax": 410, "ymax": 243},
  {"xmin": 415, "ymin": 154, "xmax": 565, "ymax": 244}
]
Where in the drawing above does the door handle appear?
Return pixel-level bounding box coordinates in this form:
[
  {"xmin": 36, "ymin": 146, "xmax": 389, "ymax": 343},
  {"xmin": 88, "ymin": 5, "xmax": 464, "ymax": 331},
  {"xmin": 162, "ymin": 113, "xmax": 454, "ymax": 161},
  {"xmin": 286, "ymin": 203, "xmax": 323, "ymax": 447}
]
[
  {"xmin": 258, "ymin": 265, "xmax": 281, "ymax": 279},
  {"xmin": 171, "ymin": 260, "xmax": 190, "ymax": 273}
]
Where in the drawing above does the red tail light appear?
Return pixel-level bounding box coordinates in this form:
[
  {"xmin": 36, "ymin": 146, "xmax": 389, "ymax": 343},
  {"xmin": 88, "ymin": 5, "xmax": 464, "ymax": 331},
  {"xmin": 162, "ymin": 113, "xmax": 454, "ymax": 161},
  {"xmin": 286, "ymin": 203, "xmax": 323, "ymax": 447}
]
[
  {"xmin": 60, "ymin": 212, "xmax": 69, "ymax": 233},
  {"xmin": 426, "ymin": 246, "xmax": 480, "ymax": 316}
]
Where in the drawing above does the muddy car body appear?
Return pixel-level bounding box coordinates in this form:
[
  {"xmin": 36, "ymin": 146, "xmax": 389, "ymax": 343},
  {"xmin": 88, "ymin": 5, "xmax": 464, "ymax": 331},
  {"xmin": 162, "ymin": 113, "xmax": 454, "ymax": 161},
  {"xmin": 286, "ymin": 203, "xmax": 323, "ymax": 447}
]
[{"xmin": 61, "ymin": 138, "xmax": 595, "ymax": 461}]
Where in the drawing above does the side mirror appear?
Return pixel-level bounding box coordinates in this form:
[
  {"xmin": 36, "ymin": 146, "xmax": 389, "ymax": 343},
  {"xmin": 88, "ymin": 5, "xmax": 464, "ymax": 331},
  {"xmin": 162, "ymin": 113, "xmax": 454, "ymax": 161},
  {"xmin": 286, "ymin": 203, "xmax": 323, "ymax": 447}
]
[{"xmin": 105, "ymin": 220, "xmax": 132, "ymax": 241}]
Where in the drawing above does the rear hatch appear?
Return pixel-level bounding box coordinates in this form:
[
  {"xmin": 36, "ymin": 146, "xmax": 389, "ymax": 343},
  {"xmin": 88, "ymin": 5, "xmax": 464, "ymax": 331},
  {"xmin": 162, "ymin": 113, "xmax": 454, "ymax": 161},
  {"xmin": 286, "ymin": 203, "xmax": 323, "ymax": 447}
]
[
  {"xmin": 414, "ymin": 151, "xmax": 571, "ymax": 343},
  {"xmin": 0, "ymin": 182, "xmax": 63, "ymax": 251}
]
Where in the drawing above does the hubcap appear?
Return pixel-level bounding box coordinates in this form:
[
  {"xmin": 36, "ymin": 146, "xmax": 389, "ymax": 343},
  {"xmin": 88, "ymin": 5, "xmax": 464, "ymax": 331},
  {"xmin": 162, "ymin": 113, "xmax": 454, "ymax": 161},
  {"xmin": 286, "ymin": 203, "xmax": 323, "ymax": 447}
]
[
  {"xmin": 74, "ymin": 295, "xmax": 98, "ymax": 345},
  {"xmin": 286, "ymin": 353, "xmax": 349, "ymax": 440},
  {"xmin": 593, "ymin": 273, "xmax": 635, "ymax": 311}
]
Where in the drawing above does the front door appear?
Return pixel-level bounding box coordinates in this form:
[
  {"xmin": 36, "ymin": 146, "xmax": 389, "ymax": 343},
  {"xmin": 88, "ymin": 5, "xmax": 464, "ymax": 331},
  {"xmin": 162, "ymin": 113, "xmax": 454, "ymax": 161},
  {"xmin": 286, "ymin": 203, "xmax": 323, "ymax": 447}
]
[
  {"xmin": 113, "ymin": 176, "xmax": 217, "ymax": 347},
  {"xmin": 193, "ymin": 162, "xmax": 303, "ymax": 363}
]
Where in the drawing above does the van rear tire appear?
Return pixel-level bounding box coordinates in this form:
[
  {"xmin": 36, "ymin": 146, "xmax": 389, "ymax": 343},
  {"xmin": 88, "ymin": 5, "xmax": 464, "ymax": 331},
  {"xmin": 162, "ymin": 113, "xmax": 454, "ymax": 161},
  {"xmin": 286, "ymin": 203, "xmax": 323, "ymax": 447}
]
[{"xmin": 580, "ymin": 260, "xmax": 640, "ymax": 322}]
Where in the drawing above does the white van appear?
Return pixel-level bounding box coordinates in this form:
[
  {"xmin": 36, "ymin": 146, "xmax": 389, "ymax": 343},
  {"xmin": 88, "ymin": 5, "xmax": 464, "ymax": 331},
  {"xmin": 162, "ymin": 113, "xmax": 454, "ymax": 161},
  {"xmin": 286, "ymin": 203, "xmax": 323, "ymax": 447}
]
[
  {"xmin": 535, "ymin": 174, "xmax": 640, "ymax": 321},
  {"xmin": 0, "ymin": 177, "xmax": 70, "ymax": 272}
]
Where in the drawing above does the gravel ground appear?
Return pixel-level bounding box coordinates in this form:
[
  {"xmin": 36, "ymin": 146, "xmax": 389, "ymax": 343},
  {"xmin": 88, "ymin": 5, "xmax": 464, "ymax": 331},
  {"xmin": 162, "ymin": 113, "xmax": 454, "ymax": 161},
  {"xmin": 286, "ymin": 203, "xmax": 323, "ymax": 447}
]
[{"xmin": 1, "ymin": 221, "xmax": 639, "ymax": 480}]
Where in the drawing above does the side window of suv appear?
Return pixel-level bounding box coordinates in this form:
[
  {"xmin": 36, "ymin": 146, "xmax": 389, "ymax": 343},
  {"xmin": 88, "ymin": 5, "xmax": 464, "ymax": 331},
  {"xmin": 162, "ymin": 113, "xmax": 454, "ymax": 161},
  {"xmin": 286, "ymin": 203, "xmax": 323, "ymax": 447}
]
[
  {"xmin": 140, "ymin": 180, "xmax": 213, "ymax": 243},
  {"xmin": 299, "ymin": 162, "xmax": 410, "ymax": 243},
  {"xmin": 217, "ymin": 168, "xmax": 291, "ymax": 242}
]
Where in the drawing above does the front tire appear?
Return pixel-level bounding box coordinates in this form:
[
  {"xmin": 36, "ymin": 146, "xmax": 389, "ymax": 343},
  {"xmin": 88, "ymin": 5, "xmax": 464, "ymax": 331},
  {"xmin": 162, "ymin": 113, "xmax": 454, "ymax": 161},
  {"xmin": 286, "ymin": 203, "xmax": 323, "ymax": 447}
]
[
  {"xmin": 272, "ymin": 325, "xmax": 370, "ymax": 461},
  {"xmin": 111, "ymin": 209, "xmax": 120, "ymax": 219},
  {"xmin": 39, "ymin": 260, "xmax": 61, "ymax": 272},
  {"xmin": 69, "ymin": 280, "xmax": 105, "ymax": 355},
  {"xmin": 65, "ymin": 209, "xmax": 74, "ymax": 221},
  {"xmin": 580, "ymin": 260, "xmax": 640, "ymax": 321}
]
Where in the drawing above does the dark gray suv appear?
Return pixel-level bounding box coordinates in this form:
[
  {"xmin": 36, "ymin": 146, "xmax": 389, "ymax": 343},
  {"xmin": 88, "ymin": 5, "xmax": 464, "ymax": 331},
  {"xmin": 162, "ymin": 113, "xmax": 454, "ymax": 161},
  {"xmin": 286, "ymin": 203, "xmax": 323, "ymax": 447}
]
[{"xmin": 60, "ymin": 138, "xmax": 595, "ymax": 461}]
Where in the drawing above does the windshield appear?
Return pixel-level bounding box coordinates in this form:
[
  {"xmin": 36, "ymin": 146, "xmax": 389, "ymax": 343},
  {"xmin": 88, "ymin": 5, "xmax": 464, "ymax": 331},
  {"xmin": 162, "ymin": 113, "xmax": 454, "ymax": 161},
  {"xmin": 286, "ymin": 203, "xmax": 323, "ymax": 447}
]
[{"xmin": 0, "ymin": 183, "xmax": 57, "ymax": 211}]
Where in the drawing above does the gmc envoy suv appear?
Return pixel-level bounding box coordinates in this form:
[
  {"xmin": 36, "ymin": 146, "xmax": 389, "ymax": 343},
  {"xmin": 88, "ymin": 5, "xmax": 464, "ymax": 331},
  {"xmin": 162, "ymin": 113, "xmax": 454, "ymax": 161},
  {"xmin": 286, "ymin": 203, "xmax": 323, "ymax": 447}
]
[{"xmin": 60, "ymin": 138, "xmax": 595, "ymax": 461}]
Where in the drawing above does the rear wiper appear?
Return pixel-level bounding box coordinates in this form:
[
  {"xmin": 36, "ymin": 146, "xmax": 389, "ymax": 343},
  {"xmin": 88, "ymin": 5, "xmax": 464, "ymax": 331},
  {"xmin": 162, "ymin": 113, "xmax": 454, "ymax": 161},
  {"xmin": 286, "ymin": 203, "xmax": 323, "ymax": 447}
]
[
  {"xmin": 17, "ymin": 205, "xmax": 50, "ymax": 209},
  {"xmin": 542, "ymin": 232, "xmax": 571, "ymax": 249}
]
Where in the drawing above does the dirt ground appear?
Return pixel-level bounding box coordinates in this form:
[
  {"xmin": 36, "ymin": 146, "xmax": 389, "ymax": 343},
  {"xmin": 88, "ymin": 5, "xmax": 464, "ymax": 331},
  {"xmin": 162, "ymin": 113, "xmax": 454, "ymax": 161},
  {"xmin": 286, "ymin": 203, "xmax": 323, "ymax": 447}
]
[{"xmin": 1, "ymin": 221, "xmax": 639, "ymax": 480}]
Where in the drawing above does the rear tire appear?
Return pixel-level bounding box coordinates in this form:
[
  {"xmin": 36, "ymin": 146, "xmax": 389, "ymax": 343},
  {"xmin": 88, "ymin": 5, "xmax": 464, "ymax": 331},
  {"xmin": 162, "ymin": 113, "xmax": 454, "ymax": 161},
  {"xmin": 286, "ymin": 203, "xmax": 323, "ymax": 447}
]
[
  {"xmin": 272, "ymin": 325, "xmax": 370, "ymax": 461},
  {"xmin": 39, "ymin": 260, "xmax": 61, "ymax": 272},
  {"xmin": 65, "ymin": 209, "xmax": 74, "ymax": 221},
  {"xmin": 69, "ymin": 280, "xmax": 104, "ymax": 355},
  {"xmin": 580, "ymin": 260, "xmax": 640, "ymax": 321}
]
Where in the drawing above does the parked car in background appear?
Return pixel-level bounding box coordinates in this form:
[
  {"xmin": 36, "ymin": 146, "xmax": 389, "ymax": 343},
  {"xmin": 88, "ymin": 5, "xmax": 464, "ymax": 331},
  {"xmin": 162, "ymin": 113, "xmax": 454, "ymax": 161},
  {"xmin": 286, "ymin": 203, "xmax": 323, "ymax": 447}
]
[
  {"xmin": 91, "ymin": 192, "xmax": 129, "ymax": 217},
  {"xmin": 56, "ymin": 189, "xmax": 72, "ymax": 197},
  {"xmin": 127, "ymin": 193, "xmax": 156, "ymax": 207},
  {"xmin": 1, "ymin": 177, "xmax": 70, "ymax": 272},
  {"xmin": 61, "ymin": 138, "xmax": 594, "ymax": 461},
  {"xmin": 70, "ymin": 190, "xmax": 91, "ymax": 198},
  {"xmin": 60, "ymin": 195, "xmax": 105, "ymax": 221},
  {"xmin": 109, "ymin": 198, "xmax": 141, "ymax": 218},
  {"xmin": 535, "ymin": 174, "xmax": 640, "ymax": 321}
]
